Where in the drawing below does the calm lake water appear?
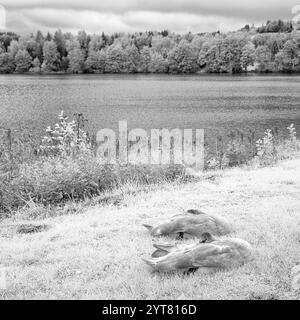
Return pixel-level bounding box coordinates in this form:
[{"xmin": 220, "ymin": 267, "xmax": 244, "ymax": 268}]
[{"xmin": 0, "ymin": 74, "xmax": 300, "ymax": 146}]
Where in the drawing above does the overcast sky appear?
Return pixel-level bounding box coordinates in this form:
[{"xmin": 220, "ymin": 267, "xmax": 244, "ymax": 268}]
[{"xmin": 0, "ymin": 0, "xmax": 299, "ymax": 35}]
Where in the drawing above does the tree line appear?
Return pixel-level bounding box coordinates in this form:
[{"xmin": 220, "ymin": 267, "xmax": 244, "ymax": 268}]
[{"xmin": 0, "ymin": 20, "xmax": 300, "ymax": 74}]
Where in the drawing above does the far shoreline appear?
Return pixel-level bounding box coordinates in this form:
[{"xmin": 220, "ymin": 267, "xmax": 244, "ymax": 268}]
[{"xmin": 1, "ymin": 71, "xmax": 300, "ymax": 77}]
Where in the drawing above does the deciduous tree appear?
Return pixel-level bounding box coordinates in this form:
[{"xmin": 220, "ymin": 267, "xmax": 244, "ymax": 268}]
[
  {"xmin": 15, "ymin": 49, "xmax": 32, "ymax": 72},
  {"xmin": 0, "ymin": 53, "xmax": 15, "ymax": 73},
  {"xmin": 42, "ymin": 40, "xmax": 60, "ymax": 72}
]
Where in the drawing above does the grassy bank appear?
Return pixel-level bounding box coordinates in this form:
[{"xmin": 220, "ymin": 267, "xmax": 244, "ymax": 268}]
[
  {"xmin": 1, "ymin": 156, "xmax": 300, "ymax": 299},
  {"xmin": 1, "ymin": 112, "xmax": 299, "ymax": 216},
  {"xmin": 1, "ymin": 112, "xmax": 300, "ymax": 299}
]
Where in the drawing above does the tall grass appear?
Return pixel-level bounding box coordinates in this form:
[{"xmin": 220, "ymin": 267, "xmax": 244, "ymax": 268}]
[
  {"xmin": 0, "ymin": 112, "xmax": 299, "ymax": 215},
  {"xmin": 206, "ymin": 125, "xmax": 300, "ymax": 169},
  {"xmin": 0, "ymin": 154, "xmax": 188, "ymax": 212},
  {"xmin": 0, "ymin": 112, "xmax": 190, "ymax": 214}
]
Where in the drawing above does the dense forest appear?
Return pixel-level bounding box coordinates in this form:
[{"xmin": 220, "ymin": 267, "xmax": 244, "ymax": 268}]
[{"xmin": 0, "ymin": 19, "xmax": 300, "ymax": 74}]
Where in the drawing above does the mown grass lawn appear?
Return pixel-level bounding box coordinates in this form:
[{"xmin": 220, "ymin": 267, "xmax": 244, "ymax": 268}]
[{"xmin": 1, "ymin": 158, "xmax": 300, "ymax": 300}]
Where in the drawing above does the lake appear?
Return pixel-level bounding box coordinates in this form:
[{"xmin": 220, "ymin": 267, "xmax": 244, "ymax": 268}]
[{"xmin": 0, "ymin": 74, "xmax": 300, "ymax": 148}]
